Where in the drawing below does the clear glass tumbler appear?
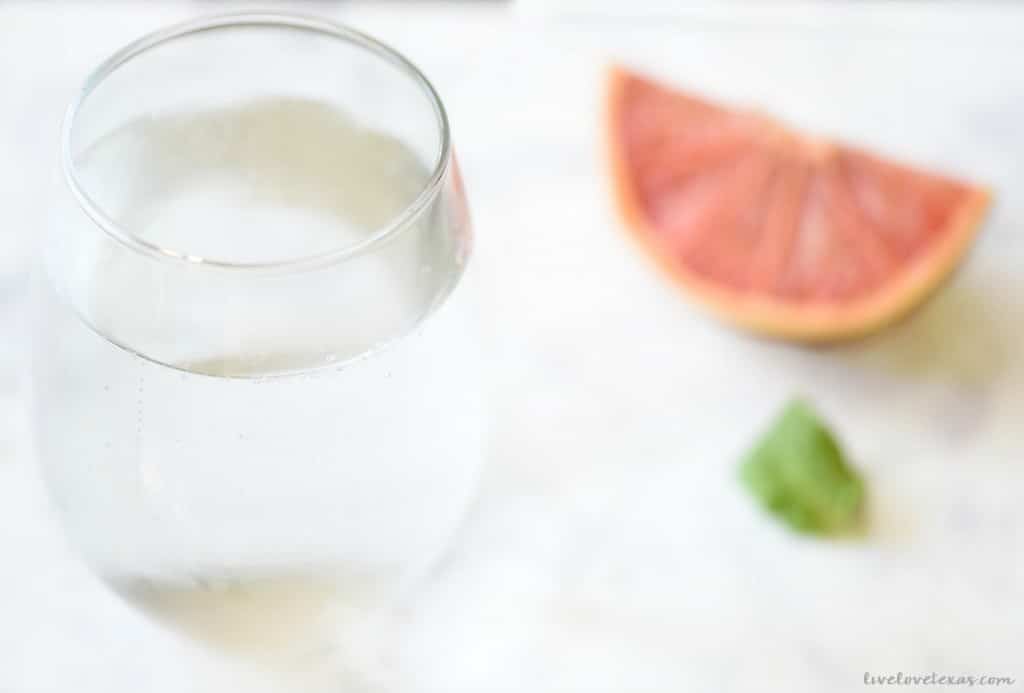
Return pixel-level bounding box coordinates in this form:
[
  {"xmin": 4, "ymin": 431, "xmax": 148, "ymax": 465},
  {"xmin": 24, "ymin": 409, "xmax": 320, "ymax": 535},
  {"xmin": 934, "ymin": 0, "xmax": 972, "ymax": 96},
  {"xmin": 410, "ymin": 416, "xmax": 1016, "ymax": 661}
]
[{"xmin": 32, "ymin": 12, "xmax": 481, "ymax": 684}]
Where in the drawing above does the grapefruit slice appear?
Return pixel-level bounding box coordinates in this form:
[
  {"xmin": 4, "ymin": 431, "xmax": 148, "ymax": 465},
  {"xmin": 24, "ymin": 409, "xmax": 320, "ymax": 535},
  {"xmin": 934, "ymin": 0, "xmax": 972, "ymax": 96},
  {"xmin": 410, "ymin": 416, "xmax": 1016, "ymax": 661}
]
[{"xmin": 606, "ymin": 66, "xmax": 991, "ymax": 342}]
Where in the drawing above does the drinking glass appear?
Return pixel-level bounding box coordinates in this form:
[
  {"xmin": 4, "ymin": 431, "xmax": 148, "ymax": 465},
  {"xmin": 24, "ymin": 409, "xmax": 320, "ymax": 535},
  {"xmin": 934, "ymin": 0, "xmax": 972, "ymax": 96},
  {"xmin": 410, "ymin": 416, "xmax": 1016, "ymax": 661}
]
[{"xmin": 31, "ymin": 12, "xmax": 482, "ymax": 686}]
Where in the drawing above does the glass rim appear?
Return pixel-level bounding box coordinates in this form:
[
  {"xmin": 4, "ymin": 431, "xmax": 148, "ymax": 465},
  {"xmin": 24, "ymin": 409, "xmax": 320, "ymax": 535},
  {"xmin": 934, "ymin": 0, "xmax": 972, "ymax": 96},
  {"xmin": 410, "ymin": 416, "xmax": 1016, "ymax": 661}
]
[{"xmin": 60, "ymin": 11, "xmax": 453, "ymax": 275}]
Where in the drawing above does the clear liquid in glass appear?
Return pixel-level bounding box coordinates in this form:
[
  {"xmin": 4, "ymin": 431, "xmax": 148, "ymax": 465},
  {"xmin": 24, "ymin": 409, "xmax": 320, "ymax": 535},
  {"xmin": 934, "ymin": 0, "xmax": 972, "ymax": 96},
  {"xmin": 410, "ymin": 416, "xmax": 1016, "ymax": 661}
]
[{"xmin": 34, "ymin": 97, "xmax": 482, "ymax": 679}]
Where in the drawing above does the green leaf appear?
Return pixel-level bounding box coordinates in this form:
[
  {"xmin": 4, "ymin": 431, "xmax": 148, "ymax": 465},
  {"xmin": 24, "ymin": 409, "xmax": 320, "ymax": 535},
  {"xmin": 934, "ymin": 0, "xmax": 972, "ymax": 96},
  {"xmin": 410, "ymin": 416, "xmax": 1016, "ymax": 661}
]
[{"xmin": 740, "ymin": 400, "xmax": 865, "ymax": 536}]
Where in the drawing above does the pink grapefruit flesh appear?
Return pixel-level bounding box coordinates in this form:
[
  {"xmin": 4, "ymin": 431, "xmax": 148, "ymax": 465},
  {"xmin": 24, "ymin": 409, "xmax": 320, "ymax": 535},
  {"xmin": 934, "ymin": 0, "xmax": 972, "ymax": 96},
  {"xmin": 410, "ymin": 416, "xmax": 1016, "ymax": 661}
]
[{"xmin": 606, "ymin": 66, "xmax": 992, "ymax": 342}]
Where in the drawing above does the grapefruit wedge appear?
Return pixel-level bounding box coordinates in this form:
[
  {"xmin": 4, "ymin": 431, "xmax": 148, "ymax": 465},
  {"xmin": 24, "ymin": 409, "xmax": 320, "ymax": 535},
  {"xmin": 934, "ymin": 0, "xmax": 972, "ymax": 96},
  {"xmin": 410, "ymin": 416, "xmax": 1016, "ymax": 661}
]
[{"xmin": 606, "ymin": 66, "xmax": 991, "ymax": 342}]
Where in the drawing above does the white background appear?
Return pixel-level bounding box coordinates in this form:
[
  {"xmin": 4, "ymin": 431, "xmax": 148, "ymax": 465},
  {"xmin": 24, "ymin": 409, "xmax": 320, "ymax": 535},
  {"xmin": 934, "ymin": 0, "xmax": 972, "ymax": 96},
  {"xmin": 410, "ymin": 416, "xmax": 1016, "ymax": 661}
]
[{"xmin": 1, "ymin": 2, "xmax": 1022, "ymax": 691}]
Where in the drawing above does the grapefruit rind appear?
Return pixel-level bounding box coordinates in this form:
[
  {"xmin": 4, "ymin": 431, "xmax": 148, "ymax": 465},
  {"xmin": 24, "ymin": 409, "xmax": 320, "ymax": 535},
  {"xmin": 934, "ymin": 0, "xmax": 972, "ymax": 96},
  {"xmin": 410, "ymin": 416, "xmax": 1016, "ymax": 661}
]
[{"xmin": 605, "ymin": 65, "xmax": 992, "ymax": 343}]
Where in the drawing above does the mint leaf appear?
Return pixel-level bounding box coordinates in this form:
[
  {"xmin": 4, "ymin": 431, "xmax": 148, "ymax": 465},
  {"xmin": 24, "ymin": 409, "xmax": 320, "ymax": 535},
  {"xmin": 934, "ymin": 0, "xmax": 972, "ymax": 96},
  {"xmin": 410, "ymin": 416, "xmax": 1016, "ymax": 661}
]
[{"xmin": 740, "ymin": 400, "xmax": 865, "ymax": 535}]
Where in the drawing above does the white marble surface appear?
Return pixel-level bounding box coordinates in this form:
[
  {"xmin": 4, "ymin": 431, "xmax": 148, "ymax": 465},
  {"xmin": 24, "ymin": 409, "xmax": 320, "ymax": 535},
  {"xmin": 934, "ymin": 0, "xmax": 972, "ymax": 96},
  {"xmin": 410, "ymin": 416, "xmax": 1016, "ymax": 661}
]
[{"xmin": 2, "ymin": 2, "xmax": 1023, "ymax": 691}]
